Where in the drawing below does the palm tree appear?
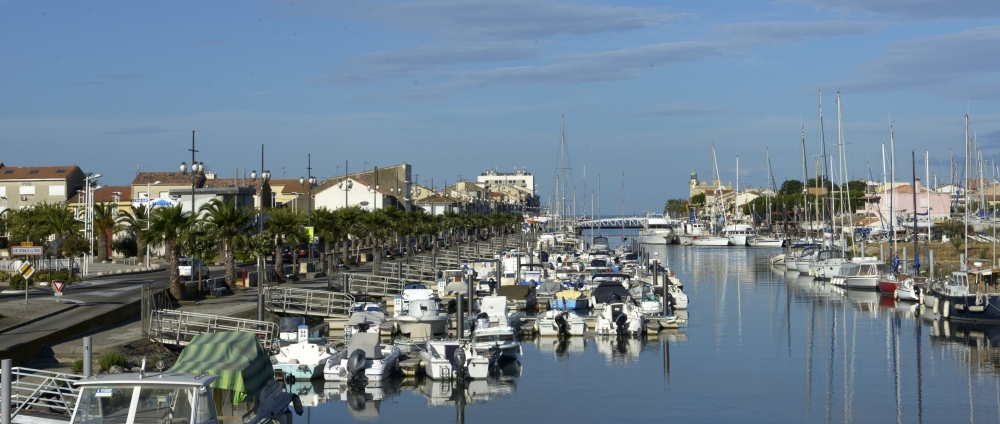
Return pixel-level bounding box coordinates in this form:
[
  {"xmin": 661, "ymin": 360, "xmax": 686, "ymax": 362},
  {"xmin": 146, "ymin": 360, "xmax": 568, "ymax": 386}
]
[
  {"xmin": 265, "ymin": 207, "xmax": 306, "ymax": 283},
  {"xmin": 119, "ymin": 205, "xmax": 150, "ymax": 266},
  {"xmin": 200, "ymin": 198, "xmax": 255, "ymax": 291},
  {"xmin": 38, "ymin": 203, "xmax": 83, "ymax": 279},
  {"xmin": 93, "ymin": 202, "xmax": 119, "ymax": 262},
  {"xmin": 337, "ymin": 206, "xmax": 365, "ymax": 268},
  {"xmin": 144, "ymin": 205, "xmax": 194, "ymax": 299},
  {"xmin": 356, "ymin": 209, "xmax": 390, "ymax": 275}
]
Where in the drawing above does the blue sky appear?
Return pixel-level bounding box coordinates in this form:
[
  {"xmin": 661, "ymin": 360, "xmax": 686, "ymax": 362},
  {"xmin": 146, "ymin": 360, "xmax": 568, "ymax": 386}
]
[{"xmin": 3, "ymin": 0, "xmax": 1000, "ymax": 215}]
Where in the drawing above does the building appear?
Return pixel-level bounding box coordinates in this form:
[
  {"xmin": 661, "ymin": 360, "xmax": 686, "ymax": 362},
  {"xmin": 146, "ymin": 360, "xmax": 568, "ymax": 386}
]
[
  {"xmin": 856, "ymin": 179, "xmax": 950, "ymax": 220},
  {"xmin": 477, "ymin": 168, "xmax": 535, "ymax": 196},
  {"xmin": 415, "ymin": 194, "xmax": 462, "ymax": 215},
  {"xmin": 688, "ymin": 168, "xmax": 732, "ymax": 199},
  {"xmin": 311, "ymin": 163, "xmax": 412, "ymax": 211},
  {"xmin": 67, "ymin": 186, "xmax": 133, "ymax": 219},
  {"xmin": 0, "ymin": 164, "xmax": 86, "ymax": 211},
  {"xmin": 312, "ymin": 177, "xmax": 400, "ymax": 211},
  {"xmin": 170, "ymin": 187, "xmax": 257, "ymax": 218}
]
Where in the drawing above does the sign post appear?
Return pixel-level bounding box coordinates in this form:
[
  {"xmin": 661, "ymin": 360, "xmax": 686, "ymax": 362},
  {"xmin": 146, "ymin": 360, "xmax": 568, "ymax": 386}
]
[
  {"xmin": 18, "ymin": 261, "xmax": 35, "ymax": 304},
  {"xmin": 52, "ymin": 280, "xmax": 66, "ymax": 302}
]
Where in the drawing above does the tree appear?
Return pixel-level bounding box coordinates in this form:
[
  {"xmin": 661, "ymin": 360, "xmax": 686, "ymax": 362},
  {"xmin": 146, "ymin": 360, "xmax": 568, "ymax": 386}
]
[
  {"xmin": 265, "ymin": 207, "xmax": 306, "ymax": 283},
  {"xmin": 93, "ymin": 202, "xmax": 119, "ymax": 262},
  {"xmin": 846, "ymin": 180, "xmax": 867, "ymax": 193},
  {"xmin": 38, "ymin": 203, "xmax": 83, "ymax": 280},
  {"xmin": 779, "ymin": 180, "xmax": 804, "ymax": 195},
  {"xmin": 355, "ymin": 209, "xmax": 391, "ymax": 275},
  {"xmin": 690, "ymin": 193, "xmax": 706, "ymax": 205},
  {"xmin": 200, "ymin": 198, "xmax": 255, "ymax": 291},
  {"xmin": 663, "ymin": 198, "xmax": 688, "ymax": 216},
  {"xmin": 119, "ymin": 206, "xmax": 150, "ymax": 265},
  {"xmin": 181, "ymin": 221, "xmax": 217, "ymax": 293},
  {"xmin": 337, "ymin": 206, "xmax": 365, "ymax": 269},
  {"xmin": 144, "ymin": 205, "xmax": 194, "ymax": 300}
]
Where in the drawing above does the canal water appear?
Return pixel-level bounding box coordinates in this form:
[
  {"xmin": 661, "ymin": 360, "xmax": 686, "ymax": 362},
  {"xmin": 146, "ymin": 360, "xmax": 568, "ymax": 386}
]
[{"xmin": 307, "ymin": 242, "xmax": 1000, "ymax": 423}]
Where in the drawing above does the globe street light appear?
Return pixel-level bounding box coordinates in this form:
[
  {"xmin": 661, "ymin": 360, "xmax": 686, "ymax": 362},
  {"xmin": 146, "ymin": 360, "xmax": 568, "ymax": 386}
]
[
  {"xmin": 253, "ymin": 144, "xmax": 271, "ymax": 321},
  {"xmin": 300, "ymin": 154, "xmax": 318, "ymax": 264},
  {"xmin": 146, "ymin": 181, "xmax": 161, "ymax": 268}
]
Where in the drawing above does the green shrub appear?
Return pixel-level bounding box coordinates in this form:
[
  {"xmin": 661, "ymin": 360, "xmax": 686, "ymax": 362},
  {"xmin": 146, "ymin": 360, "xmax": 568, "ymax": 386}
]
[
  {"xmin": 0, "ymin": 271, "xmax": 9, "ymax": 283},
  {"xmin": 112, "ymin": 235, "xmax": 138, "ymax": 258},
  {"xmin": 9, "ymin": 275, "xmax": 32, "ymax": 290},
  {"xmin": 98, "ymin": 352, "xmax": 128, "ymax": 372},
  {"xmin": 72, "ymin": 359, "xmax": 85, "ymax": 374}
]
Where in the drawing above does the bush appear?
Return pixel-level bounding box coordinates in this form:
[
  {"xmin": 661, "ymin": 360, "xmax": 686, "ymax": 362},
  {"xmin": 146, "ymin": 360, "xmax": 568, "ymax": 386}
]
[
  {"xmin": 99, "ymin": 352, "xmax": 128, "ymax": 372},
  {"xmin": 72, "ymin": 359, "xmax": 85, "ymax": 374},
  {"xmin": 9, "ymin": 275, "xmax": 32, "ymax": 290}
]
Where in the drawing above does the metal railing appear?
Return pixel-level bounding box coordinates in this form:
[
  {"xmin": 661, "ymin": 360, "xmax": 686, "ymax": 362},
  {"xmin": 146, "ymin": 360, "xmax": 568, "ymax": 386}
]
[
  {"xmin": 342, "ymin": 273, "xmax": 405, "ymax": 297},
  {"xmin": 2, "ymin": 367, "xmax": 83, "ymax": 420},
  {"xmin": 147, "ymin": 310, "xmax": 278, "ymax": 347},
  {"xmin": 0, "ymin": 258, "xmax": 80, "ymax": 272},
  {"xmin": 264, "ymin": 286, "xmax": 354, "ymax": 318}
]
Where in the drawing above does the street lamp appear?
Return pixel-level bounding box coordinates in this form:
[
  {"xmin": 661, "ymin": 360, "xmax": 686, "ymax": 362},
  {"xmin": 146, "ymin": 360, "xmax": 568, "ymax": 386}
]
[
  {"xmin": 300, "ymin": 154, "xmax": 318, "ymax": 264},
  {"xmin": 1, "ymin": 195, "xmax": 7, "ymax": 237},
  {"xmin": 180, "ymin": 130, "xmax": 204, "ymax": 217},
  {"xmin": 84, "ymin": 173, "xmax": 101, "ymax": 276},
  {"xmin": 369, "ymin": 166, "xmax": 380, "ymax": 210},
  {"xmin": 253, "ymin": 143, "xmax": 272, "ymax": 321}
]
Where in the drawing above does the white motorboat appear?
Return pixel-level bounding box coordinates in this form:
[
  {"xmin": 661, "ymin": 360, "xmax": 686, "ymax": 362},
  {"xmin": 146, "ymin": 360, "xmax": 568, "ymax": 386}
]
[
  {"xmin": 596, "ymin": 297, "xmax": 646, "ymax": 336},
  {"xmin": 639, "ymin": 216, "xmax": 680, "ymax": 245},
  {"xmin": 749, "ymin": 236, "xmax": 784, "ymax": 248},
  {"xmin": 665, "ymin": 283, "xmax": 689, "ymax": 309},
  {"xmin": 691, "ymin": 235, "xmax": 731, "ymax": 246},
  {"xmin": 589, "ymin": 279, "xmax": 631, "ymax": 310},
  {"xmin": 895, "ymin": 277, "xmax": 921, "ymax": 301},
  {"xmin": 471, "ymin": 324, "xmax": 522, "ymax": 361},
  {"xmin": 325, "ymin": 332, "xmax": 401, "ymax": 382},
  {"xmin": 534, "ymin": 309, "xmax": 588, "ymax": 337},
  {"xmin": 477, "ymin": 295, "xmax": 522, "ymax": 333},
  {"xmin": 831, "ymin": 260, "xmax": 885, "ymax": 289},
  {"xmin": 629, "ymin": 283, "xmax": 663, "ymax": 315},
  {"xmin": 677, "ymin": 221, "xmax": 711, "ymax": 246},
  {"xmin": 722, "ymin": 223, "xmax": 755, "ymax": 246},
  {"xmin": 419, "ymin": 339, "xmax": 490, "ymax": 380},
  {"xmin": 271, "ymin": 325, "xmax": 334, "ymax": 381},
  {"xmin": 392, "ymin": 283, "xmax": 449, "ymax": 336}
]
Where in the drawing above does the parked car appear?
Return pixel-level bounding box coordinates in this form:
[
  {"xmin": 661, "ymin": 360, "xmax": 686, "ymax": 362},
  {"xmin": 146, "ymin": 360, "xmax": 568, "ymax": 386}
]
[
  {"xmin": 296, "ymin": 244, "xmax": 319, "ymax": 258},
  {"xmin": 178, "ymin": 258, "xmax": 210, "ymax": 280},
  {"xmin": 272, "ymin": 247, "xmax": 293, "ymax": 263}
]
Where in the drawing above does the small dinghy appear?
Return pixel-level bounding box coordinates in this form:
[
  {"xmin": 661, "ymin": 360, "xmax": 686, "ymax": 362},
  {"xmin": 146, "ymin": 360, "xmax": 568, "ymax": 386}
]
[{"xmin": 325, "ymin": 332, "xmax": 401, "ymax": 383}]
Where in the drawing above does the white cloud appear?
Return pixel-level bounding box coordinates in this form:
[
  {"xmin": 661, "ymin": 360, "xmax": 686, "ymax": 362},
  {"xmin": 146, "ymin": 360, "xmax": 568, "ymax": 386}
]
[{"xmin": 788, "ymin": 0, "xmax": 1000, "ymax": 19}]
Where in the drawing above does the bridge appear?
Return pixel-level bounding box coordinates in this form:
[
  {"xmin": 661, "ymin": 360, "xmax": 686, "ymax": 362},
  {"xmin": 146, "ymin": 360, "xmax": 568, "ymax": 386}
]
[
  {"xmin": 575, "ymin": 217, "xmax": 649, "ymax": 229},
  {"xmin": 264, "ymin": 286, "xmax": 356, "ymax": 318}
]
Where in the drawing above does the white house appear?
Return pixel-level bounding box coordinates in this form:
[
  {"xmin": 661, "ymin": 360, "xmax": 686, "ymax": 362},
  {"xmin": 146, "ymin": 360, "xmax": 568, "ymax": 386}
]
[{"xmin": 313, "ymin": 177, "xmax": 398, "ymax": 211}]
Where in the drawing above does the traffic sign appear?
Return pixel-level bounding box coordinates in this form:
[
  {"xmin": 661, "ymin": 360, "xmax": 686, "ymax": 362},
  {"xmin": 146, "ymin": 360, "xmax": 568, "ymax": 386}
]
[
  {"xmin": 12, "ymin": 246, "xmax": 43, "ymax": 256},
  {"xmin": 52, "ymin": 280, "xmax": 66, "ymax": 293},
  {"xmin": 18, "ymin": 262, "xmax": 35, "ymax": 279}
]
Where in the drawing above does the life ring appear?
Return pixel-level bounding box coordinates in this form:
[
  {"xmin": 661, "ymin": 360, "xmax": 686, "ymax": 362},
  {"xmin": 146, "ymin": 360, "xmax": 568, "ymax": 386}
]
[{"xmin": 943, "ymin": 300, "xmax": 950, "ymax": 318}]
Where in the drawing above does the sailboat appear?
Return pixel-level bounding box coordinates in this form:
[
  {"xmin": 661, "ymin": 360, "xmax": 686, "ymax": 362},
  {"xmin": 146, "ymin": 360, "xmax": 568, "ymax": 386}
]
[
  {"xmin": 693, "ymin": 144, "xmax": 731, "ymax": 246},
  {"xmin": 750, "ymin": 148, "xmax": 784, "ymax": 248}
]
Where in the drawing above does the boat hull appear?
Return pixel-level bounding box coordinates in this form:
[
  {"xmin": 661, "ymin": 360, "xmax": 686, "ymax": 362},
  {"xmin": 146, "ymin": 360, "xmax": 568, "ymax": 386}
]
[
  {"xmin": 691, "ymin": 236, "xmax": 730, "ymax": 246},
  {"xmin": 273, "ymin": 362, "xmax": 326, "ymax": 380},
  {"xmin": 936, "ymin": 294, "xmax": 1000, "ymax": 322},
  {"xmin": 549, "ymin": 298, "xmax": 589, "ymax": 310},
  {"xmin": 877, "ymin": 279, "xmax": 898, "ymax": 294},
  {"xmin": 394, "ymin": 316, "xmax": 449, "ymax": 336}
]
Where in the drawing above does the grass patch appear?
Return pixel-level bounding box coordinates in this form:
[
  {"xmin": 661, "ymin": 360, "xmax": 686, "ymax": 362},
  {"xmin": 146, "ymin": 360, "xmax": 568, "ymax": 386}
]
[
  {"xmin": 98, "ymin": 352, "xmax": 128, "ymax": 372},
  {"xmin": 72, "ymin": 359, "xmax": 85, "ymax": 374}
]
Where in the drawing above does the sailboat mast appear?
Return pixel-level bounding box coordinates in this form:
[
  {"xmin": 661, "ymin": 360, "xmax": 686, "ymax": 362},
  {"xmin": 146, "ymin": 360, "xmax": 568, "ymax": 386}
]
[
  {"xmin": 766, "ymin": 148, "xmax": 774, "ymax": 228},
  {"xmin": 965, "ymin": 114, "xmax": 970, "ymax": 269},
  {"xmin": 890, "ymin": 125, "xmax": 896, "ymax": 258},
  {"xmin": 912, "ymin": 150, "xmax": 919, "ymax": 275},
  {"xmin": 819, "ymin": 90, "xmax": 831, "ymax": 244},
  {"xmin": 800, "ymin": 127, "xmax": 808, "ymax": 235},
  {"xmin": 736, "ymin": 156, "xmax": 741, "ymax": 221}
]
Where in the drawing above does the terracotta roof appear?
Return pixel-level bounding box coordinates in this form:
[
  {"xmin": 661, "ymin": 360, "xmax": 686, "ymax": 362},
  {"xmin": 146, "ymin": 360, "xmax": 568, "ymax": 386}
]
[
  {"xmin": 0, "ymin": 165, "xmax": 81, "ymax": 180},
  {"xmin": 133, "ymin": 171, "xmax": 205, "ymax": 186},
  {"xmin": 202, "ymin": 178, "xmax": 266, "ymax": 191},
  {"xmin": 278, "ymin": 180, "xmax": 309, "ymax": 194},
  {"xmin": 416, "ymin": 194, "xmax": 455, "ymax": 204},
  {"xmin": 68, "ymin": 186, "xmax": 132, "ymax": 204}
]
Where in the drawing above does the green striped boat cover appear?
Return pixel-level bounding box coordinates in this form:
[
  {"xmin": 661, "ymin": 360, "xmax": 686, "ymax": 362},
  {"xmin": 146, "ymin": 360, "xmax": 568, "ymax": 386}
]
[{"xmin": 169, "ymin": 331, "xmax": 274, "ymax": 405}]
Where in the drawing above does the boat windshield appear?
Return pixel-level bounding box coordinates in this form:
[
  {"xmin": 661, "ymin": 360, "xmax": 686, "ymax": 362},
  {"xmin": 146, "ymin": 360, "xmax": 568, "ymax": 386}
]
[
  {"xmin": 475, "ymin": 333, "xmax": 516, "ymax": 343},
  {"xmin": 74, "ymin": 385, "xmax": 211, "ymax": 424}
]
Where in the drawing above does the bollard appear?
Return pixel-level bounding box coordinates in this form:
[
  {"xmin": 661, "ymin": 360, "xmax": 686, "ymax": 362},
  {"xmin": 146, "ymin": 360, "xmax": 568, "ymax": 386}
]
[
  {"xmin": 457, "ymin": 294, "xmax": 464, "ymax": 340},
  {"xmin": 880, "ymin": 244, "xmax": 884, "ymax": 262},
  {"xmin": 344, "ymin": 274, "xmax": 350, "ymax": 294},
  {"xmin": 930, "ymin": 250, "xmax": 935, "ymax": 277},
  {"xmin": 83, "ymin": 337, "xmax": 92, "ymax": 377},
  {"xmin": 467, "ymin": 270, "xmax": 474, "ymax": 318},
  {"xmin": 2, "ymin": 359, "xmax": 11, "ymax": 424}
]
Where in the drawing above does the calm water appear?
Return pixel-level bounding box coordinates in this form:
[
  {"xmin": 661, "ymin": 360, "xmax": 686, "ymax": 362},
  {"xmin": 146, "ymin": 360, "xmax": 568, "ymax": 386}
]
[{"xmin": 305, "ymin": 242, "xmax": 1000, "ymax": 423}]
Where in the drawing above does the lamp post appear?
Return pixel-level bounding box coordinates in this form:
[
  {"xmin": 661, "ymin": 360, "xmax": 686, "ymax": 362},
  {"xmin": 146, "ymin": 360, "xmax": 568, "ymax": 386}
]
[
  {"xmin": 252, "ymin": 144, "xmax": 271, "ymax": 321},
  {"xmin": 1, "ymin": 196, "xmax": 6, "ymax": 237},
  {"xmin": 338, "ymin": 161, "xmax": 353, "ymax": 210},
  {"xmin": 369, "ymin": 167, "xmax": 380, "ymax": 211},
  {"xmin": 300, "ymin": 154, "xmax": 317, "ymax": 264},
  {"xmin": 179, "ymin": 131, "xmax": 204, "ymax": 217},
  {"xmin": 145, "ymin": 181, "xmax": 161, "ymax": 268},
  {"xmin": 84, "ymin": 173, "xmax": 101, "ymax": 276}
]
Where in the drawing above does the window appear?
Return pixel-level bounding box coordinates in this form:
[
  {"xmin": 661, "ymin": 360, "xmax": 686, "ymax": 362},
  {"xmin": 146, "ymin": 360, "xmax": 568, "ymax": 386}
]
[
  {"xmin": 49, "ymin": 185, "xmax": 65, "ymax": 197},
  {"xmin": 3, "ymin": 170, "xmax": 12, "ymax": 174},
  {"xmin": 29, "ymin": 170, "xmax": 38, "ymax": 174},
  {"xmin": 56, "ymin": 169, "xmax": 65, "ymax": 173},
  {"xmin": 19, "ymin": 186, "xmax": 35, "ymax": 196},
  {"xmin": 0, "ymin": 186, "xmax": 5, "ymax": 197}
]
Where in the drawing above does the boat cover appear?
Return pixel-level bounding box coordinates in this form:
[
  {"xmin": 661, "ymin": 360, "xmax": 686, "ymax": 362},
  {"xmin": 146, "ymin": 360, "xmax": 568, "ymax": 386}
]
[
  {"xmin": 496, "ymin": 285, "xmax": 531, "ymax": 300},
  {"xmin": 591, "ymin": 281, "xmax": 629, "ymax": 304},
  {"xmin": 554, "ymin": 290, "xmax": 584, "ymax": 300},
  {"xmin": 443, "ymin": 281, "xmax": 469, "ymax": 294},
  {"xmin": 346, "ymin": 332, "xmax": 384, "ymax": 359},
  {"xmin": 346, "ymin": 311, "xmax": 387, "ymax": 326},
  {"xmin": 537, "ymin": 281, "xmax": 563, "ymax": 295},
  {"xmin": 169, "ymin": 331, "xmax": 273, "ymax": 405}
]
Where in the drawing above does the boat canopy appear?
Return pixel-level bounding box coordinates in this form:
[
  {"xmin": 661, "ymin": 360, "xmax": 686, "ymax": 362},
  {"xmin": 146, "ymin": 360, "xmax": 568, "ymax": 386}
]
[
  {"xmin": 537, "ymin": 281, "xmax": 563, "ymax": 295},
  {"xmin": 592, "ymin": 281, "xmax": 630, "ymax": 304},
  {"xmin": 346, "ymin": 332, "xmax": 386, "ymax": 359},
  {"xmin": 347, "ymin": 311, "xmax": 387, "ymax": 326},
  {"xmin": 169, "ymin": 331, "xmax": 274, "ymax": 405},
  {"xmin": 497, "ymin": 285, "xmax": 531, "ymax": 300}
]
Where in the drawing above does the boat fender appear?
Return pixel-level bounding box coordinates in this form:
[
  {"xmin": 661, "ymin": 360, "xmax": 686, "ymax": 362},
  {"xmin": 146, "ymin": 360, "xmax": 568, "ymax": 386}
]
[
  {"xmin": 943, "ymin": 300, "xmax": 950, "ymax": 318},
  {"xmin": 932, "ymin": 297, "xmax": 939, "ymax": 315},
  {"xmin": 291, "ymin": 394, "xmax": 304, "ymax": 416}
]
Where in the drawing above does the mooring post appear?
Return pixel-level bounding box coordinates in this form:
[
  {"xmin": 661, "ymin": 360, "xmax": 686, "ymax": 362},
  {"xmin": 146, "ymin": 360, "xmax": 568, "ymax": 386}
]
[
  {"xmin": 456, "ymin": 294, "xmax": 464, "ymax": 339},
  {"xmin": 344, "ymin": 274, "xmax": 350, "ymax": 294},
  {"xmin": 83, "ymin": 336, "xmax": 92, "ymax": 377},
  {"xmin": 2, "ymin": 359, "xmax": 11, "ymax": 424},
  {"xmin": 930, "ymin": 250, "xmax": 935, "ymax": 277}
]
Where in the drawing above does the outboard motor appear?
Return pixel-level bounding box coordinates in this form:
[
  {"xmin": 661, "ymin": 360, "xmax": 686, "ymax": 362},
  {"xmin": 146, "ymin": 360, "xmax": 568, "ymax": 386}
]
[
  {"xmin": 346, "ymin": 349, "xmax": 367, "ymax": 382},
  {"xmin": 614, "ymin": 313, "xmax": 629, "ymax": 338},
  {"xmin": 451, "ymin": 346, "xmax": 468, "ymax": 378},
  {"xmin": 488, "ymin": 278, "xmax": 498, "ymax": 295},
  {"xmin": 356, "ymin": 322, "xmax": 370, "ymax": 334},
  {"xmin": 554, "ymin": 312, "xmax": 570, "ymax": 338}
]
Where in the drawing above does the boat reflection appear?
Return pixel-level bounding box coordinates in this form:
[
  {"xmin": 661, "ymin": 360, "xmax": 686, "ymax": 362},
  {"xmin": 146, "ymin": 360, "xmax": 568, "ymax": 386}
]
[
  {"xmin": 323, "ymin": 378, "xmax": 403, "ymax": 419},
  {"xmin": 534, "ymin": 335, "xmax": 588, "ymax": 357},
  {"xmin": 283, "ymin": 379, "xmax": 327, "ymax": 407}
]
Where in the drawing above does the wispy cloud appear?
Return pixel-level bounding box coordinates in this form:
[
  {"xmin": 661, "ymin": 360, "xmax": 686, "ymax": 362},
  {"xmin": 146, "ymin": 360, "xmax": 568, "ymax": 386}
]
[
  {"xmin": 101, "ymin": 126, "xmax": 170, "ymax": 135},
  {"xmin": 828, "ymin": 25, "xmax": 1000, "ymax": 97},
  {"xmin": 788, "ymin": 0, "xmax": 1000, "ymax": 19},
  {"xmin": 100, "ymin": 73, "xmax": 145, "ymax": 81},
  {"xmin": 629, "ymin": 103, "xmax": 738, "ymax": 118},
  {"xmin": 718, "ymin": 20, "xmax": 884, "ymax": 42}
]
